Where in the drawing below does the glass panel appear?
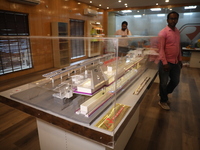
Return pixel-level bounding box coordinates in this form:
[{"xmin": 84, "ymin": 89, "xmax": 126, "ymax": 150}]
[
  {"xmin": 5, "ymin": 13, "xmax": 15, "ymax": 21},
  {"xmin": 1, "ymin": 54, "xmax": 12, "ymax": 74},
  {"xmin": 108, "ymin": 5, "xmax": 200, "ymax": 67},
  {"xmin": 0, "ymin": 22, "xmax": 6, "ymax": 36},
  {"xmin": 108, "ymin": 6, "xmax": 200, "ymax": 47}
]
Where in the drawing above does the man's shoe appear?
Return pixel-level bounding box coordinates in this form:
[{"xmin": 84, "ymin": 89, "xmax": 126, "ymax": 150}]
[
  {"xmin": 158, "ymin": 101, "xmax": 170, "ymax": 110},
  {"xmin": 157, "ymin": 94, "xmax": 170, "ymax": 103}
]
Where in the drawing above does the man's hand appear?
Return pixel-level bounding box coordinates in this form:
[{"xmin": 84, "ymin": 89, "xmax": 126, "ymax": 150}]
[{"xmin": 163, "ymin": 64, "xmax": 170, "ymax": 72}]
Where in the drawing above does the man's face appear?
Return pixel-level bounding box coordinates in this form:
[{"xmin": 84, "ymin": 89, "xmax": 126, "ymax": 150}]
[
  {"xmin": 121, "ymin": 24, "xmax": 127, "ymax": 31},
  {"xmin": 167, "ymin": 13, "xmax": 178, "ymax": 28}
]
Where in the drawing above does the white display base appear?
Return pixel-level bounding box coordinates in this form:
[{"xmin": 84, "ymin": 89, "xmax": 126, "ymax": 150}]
[
  {"xmin": 37, "ymin": 119, "xmax": 107, "ymax": 150},
  {"xmin": 36, "ymin": 106, "xmax": 139, "ymax": 150},
  {"xmin": 113, "ymin": 106, "xmax": 139, "ymax": 150}
]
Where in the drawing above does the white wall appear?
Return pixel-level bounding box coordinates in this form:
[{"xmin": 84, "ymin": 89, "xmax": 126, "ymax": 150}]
[{"xmin": 108, "ymin": 11, "xmax": 200, "ymax": 47}]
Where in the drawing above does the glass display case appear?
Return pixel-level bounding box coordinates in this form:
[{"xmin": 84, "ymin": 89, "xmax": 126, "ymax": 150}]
[{"xmin": 0, "ymin": 36, "xmax": 160, "ymax": 150}]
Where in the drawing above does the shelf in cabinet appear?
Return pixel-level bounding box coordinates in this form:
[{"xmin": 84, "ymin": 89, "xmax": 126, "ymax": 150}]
[
  {"xmin": 59, "ymin": 39, "xmax": 68, "ymax": 43},
  {"xmin": 52, "ymin": 22, "xmax": 69, "ymax": 68},
  {"xmin": 59, "ymin": 49, "xmax": 68, "ymax": 51},
  {"xmin": 60, "ymin": 57, "xmax": 70, "ymax": 66},
  {"xmin": 60, "ymin": 51, "xmax": 69, "ymax": 58},
  {"xmin": 59, "ymin": 33, "xmax": 68, "ymax": 36},
  {"xmin": 60, "ymin": 55, "xmax": 69, "ymax": 59}
]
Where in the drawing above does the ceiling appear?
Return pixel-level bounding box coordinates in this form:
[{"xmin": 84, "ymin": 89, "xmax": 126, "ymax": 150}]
[{"xmin": 76, "ymin": 0, "xmax": 200, "ymax": 10}]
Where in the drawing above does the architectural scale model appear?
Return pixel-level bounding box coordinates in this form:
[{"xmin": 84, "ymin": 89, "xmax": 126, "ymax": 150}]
[
  {"xmin": 40, "ymin": 47, "xmax": 159, "ymax": 117},
  {"xmin": 9, "ymin": 37, "xmax": 159, "ymax": 120}
]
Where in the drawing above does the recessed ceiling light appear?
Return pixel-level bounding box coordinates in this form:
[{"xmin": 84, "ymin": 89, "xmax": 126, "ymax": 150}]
[
  {"xmin": 107, "ymin": 7, "xmax": 109, "ymax": 9},
  {"xmin": 156, "ymin": 3, "xmax": 158, "ymax": 5},
  {"xmin": 99, "ymin": 4, "xmax": 101, "ymax": 6},
  {"xmin": 134, "ymin": 15, "xmax": 142, "ymax": 18},
  {"xmin": 150, "ymin": 8, "xmax": 161, "ymax": 11},
  {"xmin": 125, "ymin": 5, "xmax": 128, "ymax": 7},
  {"xmin": 165, "ymin": 0, "xmax": 169, "ymax": 2},
  {"xmin": 157, "ymin": 14, "xmax": 165, "ymax": 17},
  {"xmin": 184, "ymin": 6, "xmax": 197, "ymax": 9},
  {"xmin": 124, "ymin": 3, "xmax": 127, "ymax": 5},
  {"xmin": 137, "ymin": 11, "xmax": 139, "ymax": 12},
  {"xmin": 184, "ymin": 13, "xmax": 193, "ymax": 15},
  {"xmin": 78, "ymin": 2, "xmax": 80, "ymax": 4},
  {"xmin": 118, "ymin": 0, "xmax": 121, "ymax": 2},
  {"xmin": 121, "ymin": 10, "xmax": 132, "ymax": 13},
  {"xmin": 90, "ymin": 1, "xmax": 92, "ymax": 3}
]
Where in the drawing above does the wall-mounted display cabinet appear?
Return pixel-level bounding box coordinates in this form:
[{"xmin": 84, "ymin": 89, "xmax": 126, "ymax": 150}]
[
  {"xmin": 0, "ymin": 36, "xmax": 160, "ymax": 150},
  {"xmin": 87, "ymin": 21, "xmax": 104, "ymax": 57},
  {"xmin": 51, "ymin": 22, "xmax": 70, "ymax": 68}
]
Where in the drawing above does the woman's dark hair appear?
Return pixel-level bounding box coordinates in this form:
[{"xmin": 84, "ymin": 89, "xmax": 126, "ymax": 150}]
[
  {"xmin": 167, "ymin": 11, "xmax": 179, "ymax": 19},
  {"xmin": 122, "ymin": 21, "xmax": 128, "ymax": 26}
]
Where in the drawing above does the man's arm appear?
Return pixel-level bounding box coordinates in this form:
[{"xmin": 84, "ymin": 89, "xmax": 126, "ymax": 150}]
[
  {"xmin": 128, "ymin": 30, "xmax": 132, "ymax": 35},
  {"xmin": 158, "ymin": 31, "xmax": 170, "ymax": 71},
  {"xmin": 158, "ymin": 35, "xmax": 167, "ymax": 65}
]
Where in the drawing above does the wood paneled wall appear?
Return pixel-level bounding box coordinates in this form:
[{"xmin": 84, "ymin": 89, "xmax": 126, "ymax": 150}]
[{"xmin": 0, "ymin": 0, "xmax": 105, "ymax": 81}]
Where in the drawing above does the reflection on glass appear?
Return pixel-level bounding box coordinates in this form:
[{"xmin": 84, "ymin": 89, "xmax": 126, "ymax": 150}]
[{"xmin": 0, "ymin": 38, "xmax": 33, "ymax": 75}]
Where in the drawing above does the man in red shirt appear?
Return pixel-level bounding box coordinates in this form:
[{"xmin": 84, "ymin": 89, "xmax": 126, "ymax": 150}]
[{"xmin": 158, "ymin": 11, "xmax": 182, "ymax": 110}]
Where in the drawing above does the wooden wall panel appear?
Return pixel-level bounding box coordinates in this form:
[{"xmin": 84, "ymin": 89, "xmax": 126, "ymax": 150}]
[{"xmin": 0, "ymin": 0, "xmax": 105, "ymax": 81}]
